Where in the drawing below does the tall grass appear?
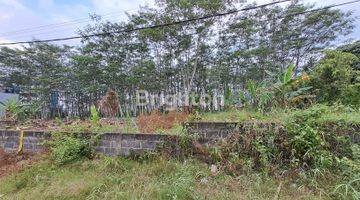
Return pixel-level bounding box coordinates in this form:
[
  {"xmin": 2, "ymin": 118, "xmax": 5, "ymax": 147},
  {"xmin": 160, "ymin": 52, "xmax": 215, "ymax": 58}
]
[
  {"xmin": 198, "ymin": 104, "xmax": 360, "ymax": 124},
  {"xmin": 0, "ymin": 156, "xmax": 323, "ymax": 200}
]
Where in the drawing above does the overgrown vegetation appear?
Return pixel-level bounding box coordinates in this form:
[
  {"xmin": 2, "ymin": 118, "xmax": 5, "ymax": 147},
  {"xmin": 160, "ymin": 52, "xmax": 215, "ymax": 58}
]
[
  {"xmin": 0, "ymin": 99, "xmax": 41, "ymax": 122},
  {"xmin": 310, "ymin": 51, "xmax": 360, "ymax": 106},
  {"xmin": 0, "ymin": 155, "xmax": 327, "ymax": 200},
  {"xmin": 0, "ymin": 0, "xmax": 359, "ymax": 199},
  {"xmin": 47, "ymin": 132, "xmax": 96, "ymax": 165},
  {"xmin": 0, "ymin": 0, "xmax": 355, "ymax": 117},
  {"xmin": 198, "ymin": 104, "xmax": 360, "ymax": 124},
  {"xmin": 193, "ymin": 105, "xmax": 359, "ymax": 199},
  {"xmin": 1, "ymin": 48, "xmax": 359, "ymax": 199}
]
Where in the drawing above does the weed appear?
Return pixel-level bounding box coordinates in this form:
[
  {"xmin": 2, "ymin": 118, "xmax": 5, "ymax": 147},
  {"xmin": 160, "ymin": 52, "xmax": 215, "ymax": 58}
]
[
  {"xmin": 47, "ymin": 132, "xmax": 94, "ymax": 165},
  {"xmin": 0, "ymin": 155, "xmax": 325, "ymax": 200},
  {"xmin": 333, "ymin": 176, "xmax": 360, "ymax": 200},
  {"xmin": 90, "ymin": 105, "xmax": 100, "ymax": 127}
]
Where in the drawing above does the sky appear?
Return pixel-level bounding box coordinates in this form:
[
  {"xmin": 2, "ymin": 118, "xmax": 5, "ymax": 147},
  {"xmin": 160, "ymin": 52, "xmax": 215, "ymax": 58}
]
[{"xmin": 0, "ymin": 0, "xmax": 359, "ymax": 48}]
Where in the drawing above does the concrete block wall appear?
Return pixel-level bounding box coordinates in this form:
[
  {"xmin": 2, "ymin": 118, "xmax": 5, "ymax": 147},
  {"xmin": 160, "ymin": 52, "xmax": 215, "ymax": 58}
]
[
  {"xmin": 0, "ymin": 130, "xmax": 178, "ymax": 156},
  {"xmin": 0, "ymin": 130, "xmax": 48, "ymax": 153},
  {"xmin": 185, "ymin": 121, "xmax": 359, "ymax": 144},
  {"xmin": 95, "ymin": 133, "xmax": 177, "ymax": 156},
  {"xmin": 0, "ymin": 130, "xmax": 19, "ymax": 152},
  {"xmin": 0, "ymin": 121, "xmax": 358, "ymax": 156},
  {"xmin": 184, "ymin": 121, "xmax": 285, "ymax": 140}
]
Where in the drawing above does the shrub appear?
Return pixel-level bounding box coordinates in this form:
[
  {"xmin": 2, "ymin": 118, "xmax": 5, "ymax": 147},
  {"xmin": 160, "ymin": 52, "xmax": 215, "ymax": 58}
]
[
  {"xmin": 0, "ymin": 99, "xmax": 41, "ymax": 121},
  {"xmin": 49, "ymin": 133, "xmax": 94, "ymax": 165},
  {"xmin": 90, "ymin": 105, "xmax": 100, "ymax": 126},
  {"xmin": 286, "ymin": 105, "xmax": 327, "ymax": 167},
  {"xmin": 341, "ymin": 81, "xmax": 360, "ymax": 106},
  {"xmin": 201, "ymin": 105, "xmax": 358, "ymax": 176},
  {"xmin": 310, "ymin": 50, "xmax": 360, "ymax": 107}
]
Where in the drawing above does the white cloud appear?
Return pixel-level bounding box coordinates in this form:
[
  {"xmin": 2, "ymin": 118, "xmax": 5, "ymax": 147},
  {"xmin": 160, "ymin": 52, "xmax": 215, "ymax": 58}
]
[
  {"xmin": 0, "ymin": 0, "xmax": 357, "ymax": 48},
  {"xmin": 0, "ymin": 38, "xmax": 23, "ymax": 49},
  {"xmin": 92, "ymin": 0, "xmax": 154, "ymax": 14},
  {"xmin": 0, "ymin": 0, "xmax": 93, "ymax": 46},
  {"xmin": 50, "ymin": 4, "xmax": 91, "ymax": 22},
  {"xmin": 0, "ymin": 0, "xmax": 25, "ymax": 10},
  {"xmin": 0, "ymin": 13, "xmax": 10, "ymax": 21},
  {"xmin": 90, "ymin": 0, "xmax": 155, "ymax": 23},
  {"xmin": 38, "ymin": 0, "xmax": 54, "ymax": 9}
]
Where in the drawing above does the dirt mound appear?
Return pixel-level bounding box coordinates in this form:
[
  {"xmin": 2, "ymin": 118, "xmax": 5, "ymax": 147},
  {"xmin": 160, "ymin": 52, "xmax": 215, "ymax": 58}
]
[
  {"xmin": 137, "ymin": 111, "xmax": 189, "ymax": 133},
  {"xmin": 0, "ymin": 148, "xmax": 34, "ymax": 178}
]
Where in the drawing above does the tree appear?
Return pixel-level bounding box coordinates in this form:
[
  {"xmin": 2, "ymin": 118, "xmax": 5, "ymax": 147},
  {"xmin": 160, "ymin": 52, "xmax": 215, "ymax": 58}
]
[
  {"xmin": 310, "ymin": 50, "xmax": 359, "ymax": 106},
  {"xmin": 0, "ymin": 0, "xmax": 356, "ymax": 117},
  {"xmin": 338, "ymin": 40, "xmax": 360, "ymax": 70}
]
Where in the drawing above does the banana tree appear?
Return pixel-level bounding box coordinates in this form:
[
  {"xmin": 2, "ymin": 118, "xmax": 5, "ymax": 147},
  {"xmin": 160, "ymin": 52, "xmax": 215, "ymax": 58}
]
[
  {"xmin": 239, "ymin": 80, "xmax": 274, "ymax": 111},
  {"xmin": 274, "ymin": 64, "xmax": 313, "ymax": 107},
  {"xmin": 0, "ymin": 99, "xmax": 41, "ymax": 121}
]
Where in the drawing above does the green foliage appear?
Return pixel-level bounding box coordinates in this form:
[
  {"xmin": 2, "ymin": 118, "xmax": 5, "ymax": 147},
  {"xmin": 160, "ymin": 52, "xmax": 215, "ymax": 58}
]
[
  {"xmin": 240, "ymin": 64, "xmax": 313, "ymax": 110},
  {"xmin": 0, "ymin": 99, "xmax": 40, "ymax": 121},
  {"xmin": 338, "ymin": 40, "xmax": 360, "ymax": 70},
  {"xmin": 0, "ymin": 99, "xmax": 19, "ymax": 120},
  {"xmin": 273, "ymin": 64, "xmax": 314, "ymax": 108},
  {"xmin": 199, "ymin": 104, "xmax": 359, "ymax": 198},
  {"xmin": 0, "ymin": 156, "xmax": 324, "ymax": 200},
  {"xmin": 239, "ymin": 80, "xmax": 274, "ymax": 112},
  {"xmin": 0, "ymin": 0, "xmax": 355, "ymax": 117},
  {"xmin": 333, "ymin": 177, "xmax": 360, "ymax": 200},
  {"xmin": 48, "ymin": 132, "xmax": 94, "ymax": 165},
  {"xmin": 341, "ymin": 78, "xmax": 360, "ymax": 106},
  {"xmin": 283, "ymin": 64, "xmax": 295, "ymax": 85},
  {"xmin": 286, "ymin": 105, "xmax": 327, "ymax": 167},
  {"xmin": 310, "ymin": 50, "xmax": 360, "ymax": 106},
  {"xmin": 123, "ymin": 117, "xmax": 139, "ymax": 133},
  {"xmin": 286, "ymin": 105, "xmax": 359, "ymax": 199},
  {"xmin": 187, "ymin": 110, "xmax": 202, "ymax": 122},
  {"xmin": 90, "ymin": 105, "xmax": 100, "ymax": 126},
  {"xmin": 224, "ymin": 85, "xmax": 233, "ymax": 107}
]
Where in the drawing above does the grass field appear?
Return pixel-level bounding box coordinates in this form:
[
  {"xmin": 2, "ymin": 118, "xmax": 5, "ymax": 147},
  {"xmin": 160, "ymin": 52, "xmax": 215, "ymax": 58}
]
[
  {"xmin": 0, "ymin": 155, "xmax": 325, "ymax": 200},
  {"xmin": 198, "ymin": 105, "xmax": 360, "ymax": 124}
]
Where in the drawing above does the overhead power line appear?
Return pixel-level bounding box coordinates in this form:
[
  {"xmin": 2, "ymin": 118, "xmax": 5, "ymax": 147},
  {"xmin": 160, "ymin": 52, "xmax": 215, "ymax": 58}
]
[
  {"xmin": 0, "ymin": 0, "xmax": 292, "ymax": 46},
  {"xmin": 0, "ymin": 6, "xmax": 159, "ymax": 38},
  {"xmin": 0, "ymin": 13, "xmax": 121, "ymax": 37},
  {"xmin": 0, "ymin": 0, "xmax": 359, "ymax": 46}
]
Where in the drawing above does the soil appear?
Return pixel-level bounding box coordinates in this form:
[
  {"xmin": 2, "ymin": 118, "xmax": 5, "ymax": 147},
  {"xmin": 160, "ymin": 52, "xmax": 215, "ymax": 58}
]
[
  {"xmin": 0, "ymin": 148, "xmax": 36, "ymax": 178},
  {"xmin": 137, "ymin": 111, "xmax": 189, "ymax": 133}
]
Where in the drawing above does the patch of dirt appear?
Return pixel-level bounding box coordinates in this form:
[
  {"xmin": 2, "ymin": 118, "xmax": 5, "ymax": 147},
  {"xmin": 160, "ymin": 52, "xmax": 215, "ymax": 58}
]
[
  {"xmin": 0, "ymin": 148, "xmax": 38, "ymax": 178},
  {"xmin": 137, "ymin": 111, "xmax": 189, "ymax": 133}
]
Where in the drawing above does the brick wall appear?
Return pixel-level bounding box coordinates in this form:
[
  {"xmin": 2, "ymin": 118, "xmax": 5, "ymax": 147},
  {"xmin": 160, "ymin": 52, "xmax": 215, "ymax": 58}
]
[
  {"xmin": 96, "ymin": 133, "xmax": 177, "ymax": 156},
  {"xmin": 0, "ymin": 130, "xmax": 49, "ymax": 153},
  {"xmin": 185, "ymin": 121, "xmax": 359, "ymax": 144},
  {"xmin": 1, "ymin": 121, "xmax": 358, "ymax": 156},
  {"xmin": 184, "ymin": 121, "xmax": 286, "ymax": 144},
  {"xmin": 184, "ymin": 122, "xmax": 239, "ymax": 144},
  {"xmin": 0, "ymin": 130, "xmax": 177, "ymax": 156}
]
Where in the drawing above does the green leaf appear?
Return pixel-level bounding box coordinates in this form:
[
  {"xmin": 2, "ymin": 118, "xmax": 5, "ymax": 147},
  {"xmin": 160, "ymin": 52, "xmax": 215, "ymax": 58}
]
[
  {"xmin": 283, "ymin": 64, "xmax": 295, "ymax": 85},
  {"xmin": 246, "ymin": 80, "xmax": 256, "ymax": 98},
  {"xmin": 239, "ymin": 91, "xmax": 248, "ymax": 105}
]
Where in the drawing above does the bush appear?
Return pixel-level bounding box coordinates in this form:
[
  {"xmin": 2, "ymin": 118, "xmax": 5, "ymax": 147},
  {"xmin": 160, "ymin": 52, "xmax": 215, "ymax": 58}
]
[
  {"xmin": 341, "ymin": 81, "xmax": 360, "ymax": 106},
  {"xmin": 199, "ymin": 104, "xmax": 359, "ymax": 198},
  {"xmin": 0, "ymin": 99, "xmax": 41, "ymax": 121},
  {"xmin": 49, "ymin": 133, "xmax": 94, "ymax": 165},
  {"xmin": 310, "ymin": 50, "xmax": 360, "ymax": 107},
  {"xmin": 90, "ymin": 105, "xmax": 100, "ymax": 126}
]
